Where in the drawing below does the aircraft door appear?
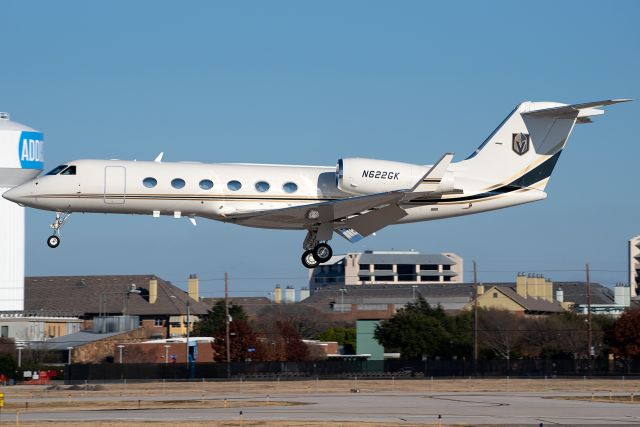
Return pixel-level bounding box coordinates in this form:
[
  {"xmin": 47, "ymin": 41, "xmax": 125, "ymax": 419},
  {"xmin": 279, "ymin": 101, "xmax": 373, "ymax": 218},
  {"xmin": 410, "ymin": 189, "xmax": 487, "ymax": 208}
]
[{"xmin": 104, "ymin": 166, "xmax": 126, "ymax": 204}]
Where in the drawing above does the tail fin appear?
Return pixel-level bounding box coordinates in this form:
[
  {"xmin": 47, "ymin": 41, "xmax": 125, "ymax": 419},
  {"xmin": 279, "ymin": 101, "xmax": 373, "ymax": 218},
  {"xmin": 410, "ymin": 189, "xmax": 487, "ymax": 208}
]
[{"xmin": 459, "ymin": 99, "xmax": 629, "ymax": 192}]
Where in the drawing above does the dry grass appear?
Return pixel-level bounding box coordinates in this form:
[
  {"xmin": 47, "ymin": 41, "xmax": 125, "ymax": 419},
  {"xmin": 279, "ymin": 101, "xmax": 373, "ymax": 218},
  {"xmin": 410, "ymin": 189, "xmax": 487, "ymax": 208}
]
[
  {"xmin": 4, "ymin": 377, "xmax": 640, "ymax": 400},
  {"xmin": 0, "ymin": 422, "xmax": 441, "ymax": 427},
  {"xmin": 1, "ymin": 398, "xmax": 303, "ymax": 412}
]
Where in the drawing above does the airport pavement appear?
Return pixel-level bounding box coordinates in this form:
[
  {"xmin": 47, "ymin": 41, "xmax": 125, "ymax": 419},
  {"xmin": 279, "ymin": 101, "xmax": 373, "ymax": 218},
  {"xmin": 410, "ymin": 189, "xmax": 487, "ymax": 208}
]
[{"xmin": 1, "ymin": 391, "xmax": 640, "ymax": 425}]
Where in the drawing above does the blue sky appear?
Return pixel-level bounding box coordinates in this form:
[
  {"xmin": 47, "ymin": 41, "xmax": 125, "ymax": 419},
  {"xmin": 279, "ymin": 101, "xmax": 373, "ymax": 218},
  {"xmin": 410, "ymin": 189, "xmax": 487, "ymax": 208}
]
[{"xmin": 2, "ymin": 1, "xmax": 638, "ymax": 297}]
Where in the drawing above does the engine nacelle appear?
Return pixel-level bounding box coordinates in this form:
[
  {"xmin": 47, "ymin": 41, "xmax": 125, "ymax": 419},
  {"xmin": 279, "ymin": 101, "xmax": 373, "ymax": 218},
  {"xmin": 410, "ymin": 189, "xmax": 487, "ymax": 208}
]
[{"xmin": 336, "ymin": 158, "xmax": 429, "ymax": 195}]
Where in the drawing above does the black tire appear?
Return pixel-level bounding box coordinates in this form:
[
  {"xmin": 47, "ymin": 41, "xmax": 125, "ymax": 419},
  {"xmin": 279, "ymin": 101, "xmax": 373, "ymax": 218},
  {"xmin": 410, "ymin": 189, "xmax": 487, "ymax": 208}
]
[
  {"xmin": 47, "ymin": 235, "xmax": 60, "ymax": 248},
  {"xmin": 301, "ymin": 250, "xmax": 319, "ymax": 269},
  {"xmin": 312, "ymin": 243, "xmax": 333, "ymax": 263}
]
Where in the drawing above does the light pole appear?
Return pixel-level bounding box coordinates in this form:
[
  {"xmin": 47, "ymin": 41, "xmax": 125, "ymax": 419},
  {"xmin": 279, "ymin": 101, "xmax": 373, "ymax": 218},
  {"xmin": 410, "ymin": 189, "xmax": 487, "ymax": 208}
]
[
  {"xmin": 17, "ymin": 346, "xmax": 23, "ymax": 367},
  {"xmin": 339, "ymin": 288, "xmax": 347, "ymax": 312},
  {"xmin": 163, "ymin": 345, "xmax": 170, "ymax": 364},
  {"xmin": 67, "ymin": 346, "xmax": 73, "ymax": 365},
  {"xmin": 117, "ymin": 345, "xmax": 124, "ymax": 364}
]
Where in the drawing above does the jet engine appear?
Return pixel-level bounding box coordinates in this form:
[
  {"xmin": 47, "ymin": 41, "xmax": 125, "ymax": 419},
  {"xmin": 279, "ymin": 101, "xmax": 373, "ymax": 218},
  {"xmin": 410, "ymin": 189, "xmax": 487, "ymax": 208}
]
[{"xmin": 336, "ymin": 158, "xmax": 429, "ymax": 195}]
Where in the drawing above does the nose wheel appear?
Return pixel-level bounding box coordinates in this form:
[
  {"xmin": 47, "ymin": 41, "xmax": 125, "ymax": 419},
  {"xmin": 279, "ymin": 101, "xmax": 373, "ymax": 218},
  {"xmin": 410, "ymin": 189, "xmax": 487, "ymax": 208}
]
[
  {"xmin": 47, "ymin": 235, "xmax": 60, "ymax": 248},
  {"xmin": 47, "ymin": 212, "xmax": 71, "ymax": 249}
]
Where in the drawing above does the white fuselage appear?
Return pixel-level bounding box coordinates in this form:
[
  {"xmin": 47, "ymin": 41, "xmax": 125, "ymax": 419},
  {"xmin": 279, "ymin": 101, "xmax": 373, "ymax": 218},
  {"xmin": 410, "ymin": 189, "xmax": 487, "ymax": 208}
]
[{"xmin": 8, "ymin": 158, "xmax": 546, "ymax": 230}]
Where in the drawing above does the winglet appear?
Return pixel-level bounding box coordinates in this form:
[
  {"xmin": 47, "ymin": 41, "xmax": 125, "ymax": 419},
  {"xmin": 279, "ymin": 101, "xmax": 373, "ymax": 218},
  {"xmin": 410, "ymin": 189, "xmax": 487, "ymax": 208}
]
[
  {"xmin": 154, "ymin": 152, "xmax": 164, "ymax": 163},
  {"xmin": 411, "ymin": 153, "xmax": 454, "ymax": 191}
]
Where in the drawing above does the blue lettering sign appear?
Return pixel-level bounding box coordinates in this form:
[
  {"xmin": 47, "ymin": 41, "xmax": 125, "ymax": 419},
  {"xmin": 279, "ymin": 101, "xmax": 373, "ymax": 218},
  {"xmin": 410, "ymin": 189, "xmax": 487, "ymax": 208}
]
[{"xmin": 18, "ymin": 131, "xmax": 45, "ymax": 170}]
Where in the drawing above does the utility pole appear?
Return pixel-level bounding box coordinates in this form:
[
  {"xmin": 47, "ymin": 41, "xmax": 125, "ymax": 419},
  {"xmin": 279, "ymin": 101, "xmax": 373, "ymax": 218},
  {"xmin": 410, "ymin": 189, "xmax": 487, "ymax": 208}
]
[
  {"xmin": 473, "ymin": 260, "xmax": 478, "ymax": 375},
  {"xmin": 586, "ymin": 263, "xmax": 592, "ymax": 362},
  {"xmin": 225, "ymin": 272, "xmax": 231, "ymax": 379},
  {"xmin": 186, "ymin": 298, "xmax": 191, "ymax": 378}
]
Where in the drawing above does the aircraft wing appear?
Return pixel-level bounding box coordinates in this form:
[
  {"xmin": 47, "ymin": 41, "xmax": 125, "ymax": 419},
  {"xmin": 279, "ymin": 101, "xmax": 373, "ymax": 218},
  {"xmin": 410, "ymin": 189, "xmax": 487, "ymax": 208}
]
[{"xmin": 226, "ymin": 191, "xmax": 406, "ymax": 229}]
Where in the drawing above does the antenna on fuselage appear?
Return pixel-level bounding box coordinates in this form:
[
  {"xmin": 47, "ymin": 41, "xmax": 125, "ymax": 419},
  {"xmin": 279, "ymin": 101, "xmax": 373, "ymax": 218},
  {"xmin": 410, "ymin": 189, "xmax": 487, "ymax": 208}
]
[{"xmin": 154, "ymin": 152, "xmax": 164, "ymax": 162}]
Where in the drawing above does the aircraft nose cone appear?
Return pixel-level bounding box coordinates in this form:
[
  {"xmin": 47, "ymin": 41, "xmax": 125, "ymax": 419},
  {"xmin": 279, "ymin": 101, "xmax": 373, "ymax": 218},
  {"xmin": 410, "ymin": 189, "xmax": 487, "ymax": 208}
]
[{"xmin": 2, "ymin": 185, "xmax": 28, "ymax": 204}]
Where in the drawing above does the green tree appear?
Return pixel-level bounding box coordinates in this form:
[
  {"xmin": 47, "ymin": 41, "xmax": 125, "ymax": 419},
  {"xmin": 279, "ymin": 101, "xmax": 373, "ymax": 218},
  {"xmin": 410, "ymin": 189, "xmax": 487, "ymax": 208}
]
[
  {"xmin": 318, "ymin": 326, "xmax": 357, "ymax": 354},
  {"xmin": 374, "ymin": 298, "xmax": 453, "ymax": 359},
  {"xmin": 0, "ymin": 338, "xmax": 17, "ymax": 379},
  {"xmin": 192, "ymin": 300, "xmax": 248, "ymax": 337}
]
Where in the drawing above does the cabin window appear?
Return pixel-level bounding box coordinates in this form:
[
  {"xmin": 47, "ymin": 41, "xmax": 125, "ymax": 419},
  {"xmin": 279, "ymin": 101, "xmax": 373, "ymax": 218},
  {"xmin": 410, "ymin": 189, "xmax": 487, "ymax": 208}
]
[
  {"xmin": 143, "ymin": 177, "xmax": 157, "ymax": 188},
  {"xmin": 282, "ymin": 182, "xmax": 298, "ymax": 193},
  {"xmin": 199, "ymin": 179, "xmax": 213, "ymax": 190},
  {"xmin": 60, "ymin": 165, "xmax": 76, "ymax": 175},
  {"xmin": 227, "ymin": 180, "xmax": 242, "ymax": 191},
  {"xmin": 46, "ymin": 165, "xmax": 68, "ymax": 175},
  {"xmin": 255, "ymin": 181, "xmax": 270, "ymax": 192},
  {"xmin": 171, "ymin": 178, "xmax": 186, "ymax": 189}
]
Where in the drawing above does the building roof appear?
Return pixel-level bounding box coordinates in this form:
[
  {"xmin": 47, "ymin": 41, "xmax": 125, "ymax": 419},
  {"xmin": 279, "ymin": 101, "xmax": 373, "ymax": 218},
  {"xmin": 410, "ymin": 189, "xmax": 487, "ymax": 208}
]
[
  {"xmin": 24, "ymin": 275, "xmax": 210, "ymax": 317},
  {"xmin": 302, "ymin": 283, "xmax": 474, "ymax": 312},
  {"xmin": 358, "ymin": 251, "xmax": 456, "ymax": 266},
  {"xmin": 202, "ymin": 296, "xmax": 271, "ymax": 317},
  {"xmin": 490, "ymin": 286, "xmax": 565, "ymax": 313},
  {"xmin": 32, "ymin": 330, "xmax": 126, "ymax": 351},
  {"xmin": 551, "ymin": 282, "xmax": 615, "ymax": 305}
]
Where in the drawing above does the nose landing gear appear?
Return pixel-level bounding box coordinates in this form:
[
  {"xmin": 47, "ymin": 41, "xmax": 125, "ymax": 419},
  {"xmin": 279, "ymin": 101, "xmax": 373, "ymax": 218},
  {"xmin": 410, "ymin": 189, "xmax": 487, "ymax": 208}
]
[{"xmin": 47, "ymin": 212, "xmax": 71, "ymax": 249}]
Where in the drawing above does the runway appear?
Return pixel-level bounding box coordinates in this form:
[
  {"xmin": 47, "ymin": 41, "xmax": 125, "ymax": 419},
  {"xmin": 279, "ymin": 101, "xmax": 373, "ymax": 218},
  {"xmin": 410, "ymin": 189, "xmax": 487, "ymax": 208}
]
[{"xmin": 3, "ymin": 391, "xmax": 640, "ymax": 425}]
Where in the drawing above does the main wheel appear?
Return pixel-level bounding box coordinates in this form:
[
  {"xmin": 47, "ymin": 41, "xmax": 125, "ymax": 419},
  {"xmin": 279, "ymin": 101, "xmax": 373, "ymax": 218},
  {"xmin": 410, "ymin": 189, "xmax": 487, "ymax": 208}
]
[
  {"xmin": 301, "ymin": 250, "xmax": 319, "ymax": 269},
  {"xmin": 47, "ymin": 235, "xmax": 60, "ymax": 248},
  {"xmin": 312, "ymin": 243, "xmax": 333, "ymax": 263}
]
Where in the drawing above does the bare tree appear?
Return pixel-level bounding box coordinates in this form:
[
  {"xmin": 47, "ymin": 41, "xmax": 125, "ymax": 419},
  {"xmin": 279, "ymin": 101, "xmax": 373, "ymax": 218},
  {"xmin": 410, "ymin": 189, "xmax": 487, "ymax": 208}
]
[{"xmin": 478, "ymin": 309, "xmax": 525, "ymax": 361}]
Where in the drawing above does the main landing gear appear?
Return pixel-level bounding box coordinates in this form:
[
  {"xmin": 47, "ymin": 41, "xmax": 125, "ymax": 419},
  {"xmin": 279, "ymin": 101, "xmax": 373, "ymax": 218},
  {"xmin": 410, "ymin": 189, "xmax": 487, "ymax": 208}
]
[
  {"xmin": 47, "ymin": 212, "xmax": 71, "ymax": 248},
  {"xmin": 301, "ymin": 229, "xmax": 334, "ymax": 269}
]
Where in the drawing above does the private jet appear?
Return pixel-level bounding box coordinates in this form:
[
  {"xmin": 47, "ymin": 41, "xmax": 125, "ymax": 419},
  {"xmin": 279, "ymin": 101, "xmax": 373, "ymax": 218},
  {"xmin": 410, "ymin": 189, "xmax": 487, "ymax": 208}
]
[{"xmin": 3, "ymin": 99, "xmax": 629, "ymax": 268}]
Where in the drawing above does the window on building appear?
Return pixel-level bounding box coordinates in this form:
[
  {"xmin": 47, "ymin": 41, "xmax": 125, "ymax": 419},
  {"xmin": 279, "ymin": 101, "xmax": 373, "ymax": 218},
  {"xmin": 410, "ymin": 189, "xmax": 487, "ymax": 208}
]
[
  {"xmin": 374, "ymin": 264, "xmax": 392, "ymax": 271},
  {"xmin": 143, "ymin": 177, "xmax": 157, "ymax": 188},
  {"xmin": 420, "ymin": 264, "xmax": 438, "ymax": 271},
  {"xmin": 359, "ymin": 264, "xmax": 371, "ymax": 271},
  {"xmin": 154, "ymin": 317, "xmax": 164, "ymax": 327},
  {"xmin": 397, "ymin": 264, "xmax": 417, "ymax": 281},
  {"xmin": 227, "ymin": 180, "xmax": 242, "ymax": 191},
  {"xmin": 282, "ymin": 182, "xmax": 298, "ymax": 193},
  {"xmin": 442, "ymin": 264, "xmax": 451, "ymax": 271},
  {"xmin": 199, "ymin": 179, "xmax": 214, "ymax": 190},
  {"xmin": 421, "ymin": 276, "xmax": 439, "ymax": 282},
  {"xmin": 255, "ymin": 181, "xmax": 270, "ymax": 192},
  {"xmin": 443, "ymin": 276, "xmax": 451, "ymax": 282},
  {"xmin": 493, "ymin": 292, "xmax": 499, "ymax": 298},
  {"xmin": 359, "ymin": 276, "xmax": 369, "ymax": 282},
  {"xmin": 376, "ymin": 275, "xmax": 394, "ymax": 282},
  {"xmin": 1, "ymin": 325, "xmax": 8, "ymax": 337},
  {"xmin": 171, "ymin": 178, "xmax": 186, "ymax": 189}
]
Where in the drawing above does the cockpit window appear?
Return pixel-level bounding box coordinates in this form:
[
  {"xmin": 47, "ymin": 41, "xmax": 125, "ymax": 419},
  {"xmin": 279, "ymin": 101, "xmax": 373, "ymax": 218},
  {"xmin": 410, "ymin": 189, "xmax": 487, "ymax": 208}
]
[
  {"xmin": 60, "ymin": 166, "xmax": 76, "ymax": 175},
  {"xmin": 46, "ymin": 165, "xmax": 68, "ymax": 175}
]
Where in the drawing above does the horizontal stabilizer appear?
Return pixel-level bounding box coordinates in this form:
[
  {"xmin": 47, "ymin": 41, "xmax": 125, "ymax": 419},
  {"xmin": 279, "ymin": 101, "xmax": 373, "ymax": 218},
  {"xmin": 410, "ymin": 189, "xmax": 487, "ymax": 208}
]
[{"xmin": 523, "ymin": 99, "xmax": 631, "ymax": 119}]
